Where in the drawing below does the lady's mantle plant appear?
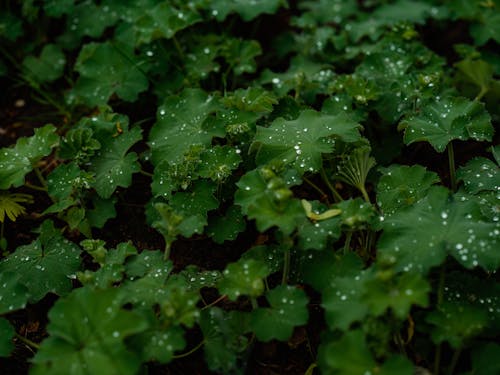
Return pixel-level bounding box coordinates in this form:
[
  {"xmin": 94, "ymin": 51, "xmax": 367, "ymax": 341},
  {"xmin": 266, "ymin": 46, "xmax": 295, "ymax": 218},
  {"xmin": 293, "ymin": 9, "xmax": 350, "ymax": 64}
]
[{"xmin": 0, "ymin": 1, "xmax": 499, "ymax": 374}]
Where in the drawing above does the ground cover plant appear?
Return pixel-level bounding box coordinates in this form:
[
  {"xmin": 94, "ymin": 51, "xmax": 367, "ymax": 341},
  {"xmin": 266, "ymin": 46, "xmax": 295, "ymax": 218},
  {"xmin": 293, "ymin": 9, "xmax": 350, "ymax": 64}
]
[{"xmin": 0, "ymin": 0, "xmax": 499, "ymax": 374}]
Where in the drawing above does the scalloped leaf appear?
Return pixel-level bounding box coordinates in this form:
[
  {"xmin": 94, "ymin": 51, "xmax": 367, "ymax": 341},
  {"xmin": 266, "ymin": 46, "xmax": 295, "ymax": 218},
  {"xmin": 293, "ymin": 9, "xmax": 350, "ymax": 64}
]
[
  {"xmin": 457, "ymin": 157, "xmax": 499, "ymax": 194},
  {"xmin": 210, "ymin": 0, "xmax": 285, "ymax": 21},
  {"xmin": 149, "ymin": 88, "xmax": 220, "ymax": 165},
  {"xmin": 218, "ymin": 258, "xmax": 270, "ymax": 301},
  {"xmin": 255, "ymin": 109, "xmax": 362, "ymax": 174},
  {"xmin": 200, "ymin": 307, "xmax": 250, "ymax": 373},
  {"xmin": 31, "ymin": 287, "xmax": 148, "ymax": 375},
  {"xmin": 250, "ymin": 285, "xmax": 309, "ymax": 342},
  {"xmin": 400, "ymin": 96, "xmax": 493, "ymax": 152},
  {"xmin": 0, "ymin": 271, "xmax": 30, "ymax": 314},
  {"xmin": 377, "ymin": 164, "xmax": 440, "ymax": 216},
  {"xmin": 378, "ymin": 186, "xmax": 500, "ymax": 274},
  {"xmin": 89, "ymin": 127, "xmax": 142, "ymax": 199},
  {"xmin": 0, "ymin": 318, "xmax": 15, "ymax": 357},
  {"xmin": 22, "ymin": 44, "xmax": 66, "ymax": 83},
  {"xmin": 0, "ymin": 221, "xmax": 81, "ymax": 302},
  {"xmin": 73, "ymin": 41, "xmax": 149, "ymax": 106}
]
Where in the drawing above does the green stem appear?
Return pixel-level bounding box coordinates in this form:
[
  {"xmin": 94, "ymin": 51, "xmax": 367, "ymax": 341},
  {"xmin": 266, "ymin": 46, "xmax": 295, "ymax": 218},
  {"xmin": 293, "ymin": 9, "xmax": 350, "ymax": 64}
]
[
  {"xmin": 172, "ymin": 340, "xmax": 205, "ymax": 359},
  {"xmin": 164, "ymin": 241, "xmax": 172, "ymax": 260},
  {"xmin": 282, "ymin": 248, "xmax": 291, "ymax": 285},
  {"xmin": 447, "ymin": 142, "xmax": 457, "ymax": 192},
  {"xmin": 139, "ymin": 169, "xmax": 153, "ymax": 177},
  {"xmin": 172, "ymin": 35, "xmax": 185, "ymax": 59},
  {"xmin": 303, "ymin": 175, "xmax": 328, "ymax": 203},
  {"xmin": 250, "ymin": 297, "xmax": 259, "ymax": 310},
  {"xmin": 344, "ymin": 231, "xmax": 352, "ymax": 254},
  {"xmin": 320, "ymin": 167, "xmax": 343, "ymax": 202},
  {"xmin": 474, "ymin": 87, "xmax": 488, "ymax": 101},
  {"xmin": 15, "ymin": 333, "xmax": 40, "ymax": 350},
  {"xmin": 359, "ymin": 185, "xmax": 370, "ymax": 203},
  {"xmin": 447, "ymin": 347, "xmax": 462, "ymax": 375},
  {"xmin": 33, "ymin": 167, "xmax": 47, "ymax": 188},
  {"xmin": 434, "ymin": 265, "xmax": 447, "ymax": 375},
  {"xmin": 201, "ymin": 295, "xmax": 227, "ymax": 310},
  {"xmin": 25, "ymin": 182, "xmax": 47, "ymax": 192}
]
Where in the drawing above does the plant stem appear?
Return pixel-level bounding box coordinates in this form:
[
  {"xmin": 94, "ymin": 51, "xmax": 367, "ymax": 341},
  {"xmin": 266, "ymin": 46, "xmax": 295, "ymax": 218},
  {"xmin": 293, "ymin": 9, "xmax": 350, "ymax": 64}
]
[
  {"xmin": 164, "ymin": 241, "xmax": 172, "ymax": 260},
  {"xmin": 33, "ymin": 167, "xmax": 47, "ymax": 188},
  {"xmin": 201, "ymin": 295, "xmax": 227, "ymax": 310},
  {"xmin": 15, "ymin": 333, "xmax": 40, "ymax": 350},
  {"xmin": 447, "ymin": 142, "xmax": 457, "ymax": 192},
  {"xmin": 447, "ymin": 347, "xmax": 462, "ymax": 375},
  {"xmin": 172, "ymin": 340, "xmax": 205, "ymax": 359},
  {"xmin": 344, "ymin": 231, "xmax": 352, "ymax": 254},
  {"xmin": 303, "ymin": 175, "xmax": 329, "ymax": 203},
  {"xmin": 25, "ymin": 182, "xmax": 47, "ymax": 192},
  {"xmin": 474, "ymin": 87, "xmax": 488, "ymax": 101},
  {"xmin": 282, "ymin": 248, "xmax": 291, "ymax": 285},
  {"xmin": 139, "ymin": 169, "xmax": 153, "ymax": 177},
  {"xmin": 172, "ymin": 35, "xmax": 185, "ymax": 59},
  {"xmin": 360, "ymin": 185, "xmax": 370, "ymax": 203},
  {"xmin": 320, "ymin": 167, "xmax": 342, "ymax": 202},
  {"xmin": 433, "ymin": 265, "xmax": 447, "ymax": 375}
]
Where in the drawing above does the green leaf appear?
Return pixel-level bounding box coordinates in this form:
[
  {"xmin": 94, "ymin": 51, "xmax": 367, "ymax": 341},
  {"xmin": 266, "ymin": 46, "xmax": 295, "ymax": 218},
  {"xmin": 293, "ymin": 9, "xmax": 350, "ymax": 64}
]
[
  {"xmin": 209, "ymin": 0, "xmax": 285, "ymax": 21},
  {"xmin": 169, "ymin": 180, "xmax": 219, "ymax": 237},
  {"xmin": 121, "ymin": 251, "xmax": 173, "ymax": 306},
  {"xmin": 364, "ymin": 271, "xmax": 429, "ymax": 318},
  {"xmin": 0, "ymin": 124, "xmax": 59, "ymax": 189},
  {"xmin": 399, "ymin": 96, "xmax": 493, "ymax": 152},
  {"xmin": 251, "ymin": 285, "xmax": 309, "ymax": 342},
  {"xmin": 318, "ymin": 330, "xmax": 376, "ymax": 374},
  {"xmin": 0, "ymin": 318, "xmax": 15, "ymax": 357},
  {"xmin": 296, "ymin": 200, "xmax": 341, "ymax": 251},
  {"xmin": 149, "ymin": 88, "xmax": 220, "ymax": 165},
  {"xmin": 426, "ymin": 302, "xmax": 488, "ymax": 348},
  {"xmin": 322, "ymin": 266, "xmax": 371, "ymax": 331},
  {"xmin": 46, "ymin": 162, "xmax": 93, "ymax": 201},
  {"xmin": 132, "ymin": 2, "xmax": 201, "ymax": 44},
  {"xmin": 338, "ymin": 198, "xmax": 376, "ymax": 230},
  {"xmin": 16, "ymin": 124, "xmax": 59, "ymax": 162},
  {"xmin": 471, "ymin": 343, "xmax": 500, "ymax": 375},
  {"xmin": 222, "ymin": 87, "xmax": 278, "ymax": 113},
  {"xmin": 200, "ymin": 307, "xmax": 250, "ymax": 373},
  {"xmin": 221, "ymin": 38, "xmax": 262, "ymax": 75},
  {"xmin": 31, "ymin": 287, "xmax": 148, "ymax": 375},
  {"xmin": 0, "ymin": 149, "xmax": 31, "ymax": 189},
  {"xmin": 130, "ymin": 322, "xmax": 185, "ymax": 364},
  {"xmin": 59, "ymin": 128, "xmax": 101, "ymax": 163},
  {"xmin": 0, "ymin": 192, "xmax": 33, "ymax": 223},
  {"xmin": 22, "ymin": 44, "xmax": 66, "ymax": 83},
  {"xmin": 0, "ymin": 220, "xmax": 81, "ymax": 302},
  {"xmin": 199, "ymin": 145, "xmax": 242, "ymax": 182},
  {"xmin": 455, "ymin": 58, "xmax": 494, "ymax": 93},
  {"xmin": 457, "ymin": 157, "xmax": 500, "ymax": 194},
  {"xmin": 470, "ymin": 12, "xmax": 500, "ymax": 46},
  {"xmin": 90, "ymin": 127, "xmax": 142, "ymax": 199},
  {"xmin": 86, "ymin": 195, "xmax": 117, "ymax": 228},
  {"xmin": 235, "ymin": 168, "xmax": 303, "ymax": 234},
  {"xmin": 218, "ymin": 258, "xmax": 270, "ymax": 301},
  {"xmin": 377, "ymin": 164, "xmax": 440, "ymax": 216},
  {"xmin": 207, "ymin": 205, "xmax": 246, "ymax": 244},
  {"xmin": 255, "ymin": 109, "xmax": 362, "ymax": 174},
  {"xmin": 79, "ymin": 242, "xmax": 137, "ymax": 289},
  {"xmin": 0, "ymin": 12, "xmax": 22, "ymax": 41},
  {"xmin": 73, "ymin": 42, "xmax": 149, "ymax": 106},
  {"xmin": 0, "ymin": 271, "xmax": 30, "ymax": 314},
  {"xmin": 378, "ymin": 186, "xmax": 500, "ymax": 274},
  {"xmin": 177, "ymin": 265, "xmax": 221, "ymax": 291},
  {"xmin": 240, "ymin": 245, "xmax": 284, "ymax": 275}
]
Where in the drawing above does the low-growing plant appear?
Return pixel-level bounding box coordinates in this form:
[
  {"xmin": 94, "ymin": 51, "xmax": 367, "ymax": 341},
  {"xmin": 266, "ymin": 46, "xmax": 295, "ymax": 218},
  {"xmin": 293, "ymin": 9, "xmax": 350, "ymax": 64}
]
[{"xmin": 0, "ymin": 1, "xmax": 499, "ymax": 374}]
